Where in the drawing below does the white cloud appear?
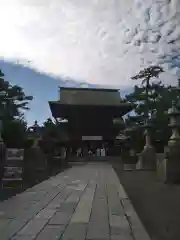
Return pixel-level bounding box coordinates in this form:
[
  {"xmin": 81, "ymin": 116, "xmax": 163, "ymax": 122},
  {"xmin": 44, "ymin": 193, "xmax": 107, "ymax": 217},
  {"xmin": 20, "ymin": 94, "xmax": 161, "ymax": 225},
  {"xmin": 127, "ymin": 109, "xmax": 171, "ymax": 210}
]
[{"xmin": 0, "ymin": 0, "xmax": 180, "ymax": 87}]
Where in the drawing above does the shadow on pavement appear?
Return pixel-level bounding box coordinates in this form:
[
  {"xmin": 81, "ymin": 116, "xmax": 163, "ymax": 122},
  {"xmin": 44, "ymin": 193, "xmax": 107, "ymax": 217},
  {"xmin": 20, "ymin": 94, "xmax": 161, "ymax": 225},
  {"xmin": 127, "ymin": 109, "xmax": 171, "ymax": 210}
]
[{"xmin": 113, "ymin": 163, "xmax": 180, "ymax": 240}]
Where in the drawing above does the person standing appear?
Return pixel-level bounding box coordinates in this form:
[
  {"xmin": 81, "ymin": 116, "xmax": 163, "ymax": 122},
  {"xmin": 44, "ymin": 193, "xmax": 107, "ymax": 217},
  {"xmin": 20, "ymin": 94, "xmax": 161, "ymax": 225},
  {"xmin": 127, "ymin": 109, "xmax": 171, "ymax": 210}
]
[
  {"xmin": 96, "ymin": 148, "xmax": 100, "ymax": 157},
  {"xmin": 88, "ymin": 149, "xmax": 92, "ymax": 156},
  {"xmin": 61, "ymin": 147, "xmax": 67, "ymax": 159}
]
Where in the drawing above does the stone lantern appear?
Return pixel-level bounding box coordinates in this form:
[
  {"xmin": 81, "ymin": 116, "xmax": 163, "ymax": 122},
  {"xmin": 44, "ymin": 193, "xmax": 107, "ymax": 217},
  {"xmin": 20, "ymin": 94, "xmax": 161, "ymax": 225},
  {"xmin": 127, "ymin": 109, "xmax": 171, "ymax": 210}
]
[
  {"xmin": 0, "ymin": 91, "xmax": 7, "ymax": 145},
  {"xmin": 0, "ymin": 97, "xmax": 6, "ymax": 182},
  {"xmin": 0, "ymin": 91, "xmax": 12, "ymax": 181},
  {"xmin": 143, "ymin": 121, "xmax": 153, "ymax": 148},
  {"xmin": 0, "ymin": 113, "xmax": 3, "ymax": 144},
  {"xmin": 168, "ymin": 101, "xmax": 180, "ymax": 146},
  {"xmin": 138, "ymin": 119, "xmax": 156, "ymax": 170},
  {"xmin": 28, "ymin": 120, "xmax": 41, "ymax": 148},
  {"xmin": 157, "ymin": 101, "xmax": 180, "ymax": 183},
  {"xmin": 25, "ymin": 121, "xmax": 47, "ymax": 184}
]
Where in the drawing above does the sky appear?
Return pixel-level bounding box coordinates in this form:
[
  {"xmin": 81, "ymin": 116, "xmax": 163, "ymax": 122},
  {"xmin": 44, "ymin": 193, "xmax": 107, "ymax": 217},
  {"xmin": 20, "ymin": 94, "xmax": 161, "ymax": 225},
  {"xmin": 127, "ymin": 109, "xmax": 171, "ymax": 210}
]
[{"xmin": 0, "ymin": 0, "xmax": 180, "ymax": 124}]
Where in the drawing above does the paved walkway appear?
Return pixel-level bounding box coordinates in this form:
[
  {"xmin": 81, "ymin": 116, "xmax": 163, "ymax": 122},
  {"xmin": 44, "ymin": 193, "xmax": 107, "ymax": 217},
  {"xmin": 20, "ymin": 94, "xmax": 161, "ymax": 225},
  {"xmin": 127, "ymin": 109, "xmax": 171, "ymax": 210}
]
[{"xmin": 0, "ymin": 163, "xmax": 151, "ymax": 240}]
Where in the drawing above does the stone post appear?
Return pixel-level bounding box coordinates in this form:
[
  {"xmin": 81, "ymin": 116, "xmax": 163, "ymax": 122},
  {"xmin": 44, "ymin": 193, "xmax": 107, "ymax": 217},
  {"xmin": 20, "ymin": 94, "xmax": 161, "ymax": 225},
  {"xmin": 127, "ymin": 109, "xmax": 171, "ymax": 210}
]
[
  {"xmin": 31, "ymin": 121, "xmax": 41, "ymax": 148},
  {"xmin": 157, "ymin": 101, "xmax": 180, "ymax": 183},
  {"xmin": 144, "ymin": 126, "xmax": 152, "ymax": 148},
  {"xmin": 25, "ymin": 121, "xmax": 47, "ymax": 184},
  {"xmin": 123, "ymin": 127, "xmax": 137, "ymax": 171},
  {"xmin": 0, "ymin": 115, "xmax": 6, "ymax": 183},
  {"xmin": 168, "ymin": 102, "xmax": 180, "ymax": 146},
  {"xmin": 138, "ymin": 121, "xmax": 156, "ymax": 170}
]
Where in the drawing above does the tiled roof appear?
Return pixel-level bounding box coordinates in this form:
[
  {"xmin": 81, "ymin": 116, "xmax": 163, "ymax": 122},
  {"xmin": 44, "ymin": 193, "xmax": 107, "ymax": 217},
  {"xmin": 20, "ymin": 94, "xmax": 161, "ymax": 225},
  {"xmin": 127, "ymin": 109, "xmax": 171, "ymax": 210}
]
[{"xmin": 59, "ymin": 87, "xmax": 122, "ymax": 106}]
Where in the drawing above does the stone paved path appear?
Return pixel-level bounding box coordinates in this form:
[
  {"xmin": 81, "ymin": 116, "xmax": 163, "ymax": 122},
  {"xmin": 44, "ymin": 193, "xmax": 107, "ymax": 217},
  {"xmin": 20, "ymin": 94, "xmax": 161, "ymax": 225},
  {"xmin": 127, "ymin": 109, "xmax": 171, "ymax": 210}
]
[{"xmin": 0, "ymin": 163, "xmax": 151, "ymax": 240}]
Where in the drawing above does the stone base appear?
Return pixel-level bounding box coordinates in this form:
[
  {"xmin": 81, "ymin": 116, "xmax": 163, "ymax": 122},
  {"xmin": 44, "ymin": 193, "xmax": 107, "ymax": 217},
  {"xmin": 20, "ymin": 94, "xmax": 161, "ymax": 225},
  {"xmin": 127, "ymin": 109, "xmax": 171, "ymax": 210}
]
[
  {"xmin": 24, "ymin": 147, "xmax": 48, "ymax": 185},
  {"xmin": 157, "ymin": 158, "xmax": 167, "ymax": 182},
  {"xmin": 137, "ymin": 146, "xmax": 156, "ymax": 170},
  {"xmin": 157, "ymin": 145, "xmax": 180, "ymax": 183},
  {"xmin": 0, "ymin": 142, "xmax": 6, "ymax": 182},
  {"xmin": 123, "ymin": 164, "xmax": 136, "ymax": 171}
]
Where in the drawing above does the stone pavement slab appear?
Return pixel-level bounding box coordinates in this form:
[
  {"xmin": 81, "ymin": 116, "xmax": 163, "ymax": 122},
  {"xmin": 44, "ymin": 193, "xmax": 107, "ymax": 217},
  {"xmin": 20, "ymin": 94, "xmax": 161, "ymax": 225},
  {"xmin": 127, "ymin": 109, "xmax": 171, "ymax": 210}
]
[
  {"xmin": 61, "ymin": 223, "xmax": 87, "ymax": 240},
  {"xmin": 35, "ymin": 225, "xmax": 65, "ymax": 240},
  {"xmin": 48, "ymin": 211, "xmax": 71, "ymax": 225},
  {"xmin": 71, "ymin": 184, "xmax": 96, "ymax": 223},
  {"xmin": 17, "ymin": 218, "xmax": 48, "ymax": 236},
  {"xmin": 0, "ymin": 162, "xmax": 151, "ymax": 240}
]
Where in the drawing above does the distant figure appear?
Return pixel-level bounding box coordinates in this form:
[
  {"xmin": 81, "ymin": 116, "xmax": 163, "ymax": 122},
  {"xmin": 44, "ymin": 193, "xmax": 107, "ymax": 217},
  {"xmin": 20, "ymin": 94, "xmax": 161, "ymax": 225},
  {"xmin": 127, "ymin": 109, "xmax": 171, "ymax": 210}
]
[
  {"xmin": 101, "ymin": 148, "xmax": 106, "ymax": 157},
  {"xmin": 61, "ymin": 147, "xmax": 67, "ymax": 159},
  {"xmin": 100, "ymin": 148, "xmax": 103, "ymax": 157},
  {"xmin": 88, "ymin": 149, "xmax": 92, "ymax": 156},
  {"xmin": 96, "ymin": 148, "xmax": 100, "ymax": 157},
  {"xmin": 70, "ymin": 148, "xmax": 72, "ymax": 154},
  {"xmin": 77, "ymin": 148, "xmax": 82, "ymax": 157}
]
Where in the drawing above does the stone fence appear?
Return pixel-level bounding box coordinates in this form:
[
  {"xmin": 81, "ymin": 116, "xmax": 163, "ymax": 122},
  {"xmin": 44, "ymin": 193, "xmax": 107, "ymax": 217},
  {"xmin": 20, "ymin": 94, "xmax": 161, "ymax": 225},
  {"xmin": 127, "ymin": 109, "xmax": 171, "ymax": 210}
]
[{"xmin": 68, "ymin": 156, "xmax": 121, "ymax": 162}]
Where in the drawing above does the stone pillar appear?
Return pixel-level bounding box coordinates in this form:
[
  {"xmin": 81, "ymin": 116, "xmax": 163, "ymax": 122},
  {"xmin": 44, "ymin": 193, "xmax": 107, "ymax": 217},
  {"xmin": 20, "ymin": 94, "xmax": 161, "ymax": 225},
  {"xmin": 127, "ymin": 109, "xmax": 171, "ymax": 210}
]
[
  {"xmin": 157, "ymin": 101, "xmax": 180, "ymax": 183},
  {"xmin": 123, "ymin": 127, "xmax": 138, "ymax": 171},
  {"xmin": 0, "ymin": 119, "xmax": 6, "ymax": 183},
  {"xmin": 25, "ymin": 121, "xmax": 48, "ymax": 184},
  {"xmin": 137, "ymin": 121, "xmax": 156, "ymax": 170}
]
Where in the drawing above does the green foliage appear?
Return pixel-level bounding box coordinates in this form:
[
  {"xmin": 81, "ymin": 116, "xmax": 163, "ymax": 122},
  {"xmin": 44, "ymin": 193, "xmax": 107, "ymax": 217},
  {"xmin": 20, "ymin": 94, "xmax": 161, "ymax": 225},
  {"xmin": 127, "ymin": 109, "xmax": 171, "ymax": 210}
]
[
  {"xmin": 125, "ymin": 82, "xmax": 175, "ymax": 149},
  {"xmin": 0, "ymin": 69, "xmax": 33, "ymax": 121},
  {"xmin": 0, "ymin": 69, "xmax": 33, "ymax": 148},
  {"xmin": 43, "ymin": 118, "xmax": 54, "ymax": 127},
  {"xmin": 125, "ymin": 66, "xmax": 180, "ymax": 152},
  {"xmin": 2, "ymin": 119, "xmax": 27, "ymax": 148},
  {"xmin": 42, "ymin": 118, "xmax": 68, "ymax": 141},
  {"xmin": 125, "ymin": 81, "xmax": 176, "ymax": 123},
  {"xmin": 131, "ymin": 66, "xmax": 164, "ymax": 120},
  {"xmin": 131, "ymin": 66, "xmax": 164, "ymax": 84},
  {"xmin": 41, "ymin": 118, "xmax": 69, "ymax": 156},
  {"xmin": 43, "ymin": 118, "xmax": 58, "ymax": 139}
]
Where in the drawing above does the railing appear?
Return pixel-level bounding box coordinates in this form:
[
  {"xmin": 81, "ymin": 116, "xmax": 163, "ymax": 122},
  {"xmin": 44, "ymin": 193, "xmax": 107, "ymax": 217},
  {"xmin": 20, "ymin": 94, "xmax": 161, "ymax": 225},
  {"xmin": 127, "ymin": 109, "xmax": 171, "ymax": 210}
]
[{"xmin": 68, "ymin": 156, "xmax": 120, "ymax": 162}]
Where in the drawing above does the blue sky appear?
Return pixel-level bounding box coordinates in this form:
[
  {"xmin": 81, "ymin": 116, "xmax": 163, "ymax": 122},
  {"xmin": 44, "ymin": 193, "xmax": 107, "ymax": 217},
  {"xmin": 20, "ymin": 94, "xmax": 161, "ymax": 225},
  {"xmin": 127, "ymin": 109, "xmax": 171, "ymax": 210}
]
[
  {"xmin": 0, "ymin": 60, "xmax": 61, "ymax": 125},
  {"xmin": 0, "ymin": 60, "xmax": 132, "ymax": 125}
]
